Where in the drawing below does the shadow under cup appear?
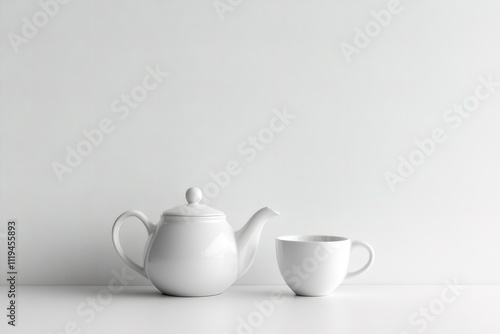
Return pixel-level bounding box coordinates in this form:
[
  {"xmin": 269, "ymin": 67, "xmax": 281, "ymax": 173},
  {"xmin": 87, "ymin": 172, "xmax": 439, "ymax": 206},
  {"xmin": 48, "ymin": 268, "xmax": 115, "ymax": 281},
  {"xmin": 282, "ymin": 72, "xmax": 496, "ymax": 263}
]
[{"xmin": 276, "ymin": 235, "xmax": 374, "ymax": 297}]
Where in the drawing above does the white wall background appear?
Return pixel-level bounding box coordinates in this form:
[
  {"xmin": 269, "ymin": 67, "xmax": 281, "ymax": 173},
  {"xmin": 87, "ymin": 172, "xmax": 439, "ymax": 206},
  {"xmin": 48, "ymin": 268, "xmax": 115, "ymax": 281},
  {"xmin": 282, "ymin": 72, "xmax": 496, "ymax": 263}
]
[{"xmin": 1, "ymin": 0, "xmax": 500, "ymax": 285}]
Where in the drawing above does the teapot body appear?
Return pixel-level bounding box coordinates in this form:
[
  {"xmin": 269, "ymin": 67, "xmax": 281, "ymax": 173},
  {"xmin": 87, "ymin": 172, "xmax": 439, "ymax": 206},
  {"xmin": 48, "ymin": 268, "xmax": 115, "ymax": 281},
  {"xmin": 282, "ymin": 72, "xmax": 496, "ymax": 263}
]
[
  {"xmin": 111, "ymin": 187, "xmax": 279, "ymax": 297},
  {"xmin": 145, "ymin": 216, "xmax": 238, "ymax": 296}
]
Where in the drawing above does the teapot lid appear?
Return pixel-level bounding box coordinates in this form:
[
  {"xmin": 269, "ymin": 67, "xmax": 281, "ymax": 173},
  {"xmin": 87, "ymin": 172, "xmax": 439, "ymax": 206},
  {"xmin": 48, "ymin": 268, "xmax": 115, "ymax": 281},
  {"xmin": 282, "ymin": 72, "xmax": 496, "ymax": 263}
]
[{"xmin": 162, "ymin": 187, "xmax": 224, "ymax": 217}]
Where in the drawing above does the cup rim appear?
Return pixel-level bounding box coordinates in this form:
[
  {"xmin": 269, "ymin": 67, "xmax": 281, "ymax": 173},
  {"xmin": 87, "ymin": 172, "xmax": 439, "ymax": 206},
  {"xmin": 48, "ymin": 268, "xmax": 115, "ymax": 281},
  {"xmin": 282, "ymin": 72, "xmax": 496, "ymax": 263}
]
[{"xmin": 276, "ymin": 235, "xmax": 350, "ymax": 243}]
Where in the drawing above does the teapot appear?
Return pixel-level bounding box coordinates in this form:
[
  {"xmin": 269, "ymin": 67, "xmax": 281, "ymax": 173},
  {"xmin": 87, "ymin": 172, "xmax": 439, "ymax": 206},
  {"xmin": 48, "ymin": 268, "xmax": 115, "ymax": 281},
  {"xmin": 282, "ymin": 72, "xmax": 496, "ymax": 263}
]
[{"xmin": 112, "ymin": 187, "xmax": 279, "ymax": 296}]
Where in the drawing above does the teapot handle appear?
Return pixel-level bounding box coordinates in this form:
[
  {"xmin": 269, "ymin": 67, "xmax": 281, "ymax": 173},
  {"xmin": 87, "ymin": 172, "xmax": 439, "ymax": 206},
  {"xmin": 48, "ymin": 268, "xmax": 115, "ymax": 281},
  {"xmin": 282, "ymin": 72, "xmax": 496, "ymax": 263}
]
[{"xmin": 112, "ymin": 210, "xmax": 156, "ymax": 278}]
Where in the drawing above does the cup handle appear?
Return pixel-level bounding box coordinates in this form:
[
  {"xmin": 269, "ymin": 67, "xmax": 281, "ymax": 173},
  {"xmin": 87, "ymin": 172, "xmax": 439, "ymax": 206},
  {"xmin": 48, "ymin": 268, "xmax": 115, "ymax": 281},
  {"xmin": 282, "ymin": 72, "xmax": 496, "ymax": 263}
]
[
  {"xmin": 345, "ymin": 240, "xmax": 375, "ymax": 279},
  {"xmin": 112, "ymin": 210, "xmax": 156, "ymax": 278}
]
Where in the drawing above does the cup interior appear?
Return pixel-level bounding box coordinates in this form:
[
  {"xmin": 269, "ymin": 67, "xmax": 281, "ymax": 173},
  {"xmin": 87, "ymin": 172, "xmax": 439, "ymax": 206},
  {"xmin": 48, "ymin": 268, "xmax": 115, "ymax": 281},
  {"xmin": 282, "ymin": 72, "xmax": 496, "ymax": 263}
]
[{"xmin": 277, "ymin": 235, "xmax": 349, "ymax": 243}]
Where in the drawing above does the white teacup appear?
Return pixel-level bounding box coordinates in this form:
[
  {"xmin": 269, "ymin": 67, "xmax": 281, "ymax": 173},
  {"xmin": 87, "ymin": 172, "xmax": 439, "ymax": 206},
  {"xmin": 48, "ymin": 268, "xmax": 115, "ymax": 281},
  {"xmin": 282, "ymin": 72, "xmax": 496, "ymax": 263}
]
[{"xmin": 276, "ymin": 235, "xmax": 374, "ymax": 296}]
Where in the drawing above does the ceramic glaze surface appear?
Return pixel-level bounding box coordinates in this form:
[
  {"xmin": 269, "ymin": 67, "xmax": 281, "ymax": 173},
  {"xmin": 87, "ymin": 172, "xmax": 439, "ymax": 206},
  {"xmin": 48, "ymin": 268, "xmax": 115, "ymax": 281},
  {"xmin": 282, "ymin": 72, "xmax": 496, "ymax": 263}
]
[
  {"xmin": 112, "ymin": 187, "xmax": 279, "ymax": 296},
  {"xmin": 276, "ymin": 235, "xmax": 374, "ymax": 296},
  {"xmin": 146, "ymin": 217, "xmax": 238, "ymax": 296}
]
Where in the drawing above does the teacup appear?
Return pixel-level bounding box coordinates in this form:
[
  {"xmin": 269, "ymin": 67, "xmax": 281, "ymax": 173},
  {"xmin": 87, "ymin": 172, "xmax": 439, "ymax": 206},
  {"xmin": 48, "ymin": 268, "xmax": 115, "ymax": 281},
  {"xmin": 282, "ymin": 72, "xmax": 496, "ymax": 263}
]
[{"xmin": 276, "ymin": 235, "xmax": 374, "ymax": 296}]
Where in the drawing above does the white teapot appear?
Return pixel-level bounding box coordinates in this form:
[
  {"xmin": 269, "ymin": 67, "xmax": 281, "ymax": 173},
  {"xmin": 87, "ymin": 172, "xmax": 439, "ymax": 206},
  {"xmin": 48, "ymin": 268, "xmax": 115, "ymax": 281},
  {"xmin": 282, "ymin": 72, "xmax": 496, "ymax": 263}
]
[{"xmin": 112, "ymin": 187, "xmax": 279, "ymax": 296}]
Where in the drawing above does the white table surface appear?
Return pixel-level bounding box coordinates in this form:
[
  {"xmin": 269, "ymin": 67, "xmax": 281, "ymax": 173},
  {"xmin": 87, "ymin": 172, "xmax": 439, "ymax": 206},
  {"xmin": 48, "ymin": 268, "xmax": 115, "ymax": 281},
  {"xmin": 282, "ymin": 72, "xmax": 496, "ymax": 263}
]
[{"xmin": 1, "ymin": 285, "xmax": 499, "ymax": 334}]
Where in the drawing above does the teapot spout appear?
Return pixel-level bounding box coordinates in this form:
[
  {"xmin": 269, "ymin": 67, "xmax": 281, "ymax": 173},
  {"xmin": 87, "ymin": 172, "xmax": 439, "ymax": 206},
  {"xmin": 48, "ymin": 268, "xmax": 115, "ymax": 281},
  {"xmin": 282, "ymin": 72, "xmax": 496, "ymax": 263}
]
[{"xmin": 234, "ymin": 207, "xmax": 279, "ymax": 279}]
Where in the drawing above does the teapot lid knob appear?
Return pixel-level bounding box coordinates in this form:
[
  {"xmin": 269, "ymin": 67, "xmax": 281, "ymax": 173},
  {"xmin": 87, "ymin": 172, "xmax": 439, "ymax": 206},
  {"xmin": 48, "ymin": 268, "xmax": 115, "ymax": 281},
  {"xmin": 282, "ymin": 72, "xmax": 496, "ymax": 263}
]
[
  {"xmin": 163, "ymin": 187, "xmax": 224, "ymax": 216},
  {"xmin": 186, "ymin": 187, "xmax": 202, "ymax": 204}
]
